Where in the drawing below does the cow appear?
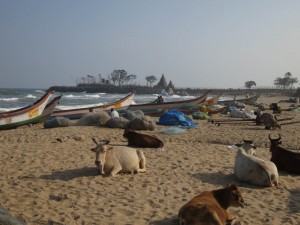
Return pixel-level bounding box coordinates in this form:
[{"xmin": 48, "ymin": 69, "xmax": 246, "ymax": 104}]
[
  {"xmin": 257, "ymin": 113, "xmax": 281, "ymax": 130},
  {"xmin": 234, "ymin": 139, "xmax": 257, "ymax": 156},
  {"xmin": 178, "ymin": 184, "xmax": 244, "ymax": 225},
  {"xmin": 269, "ymin": 134, "xmax": 300, "ymax": 174},
  {"xmin": 234, "ymin": 147, "xmax": 279, "ymax": 187},
  {"xmin": 123, "ymin": 129, "xmax": 164, "ymax": 149},
  {"xmin": 90, "ymin": 138, "xmax": 146, "ymax": 176}
]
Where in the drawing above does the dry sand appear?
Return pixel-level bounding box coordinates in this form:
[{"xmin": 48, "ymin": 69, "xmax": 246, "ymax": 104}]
[{"xmin": 0, "ymin": 95, "xmax": 299, "ymax": 225}]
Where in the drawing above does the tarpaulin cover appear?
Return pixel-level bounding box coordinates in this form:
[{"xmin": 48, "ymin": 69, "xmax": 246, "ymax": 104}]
[{"xmin": 156, "ymin": 109, "xmax": 197, "ymax": 127}]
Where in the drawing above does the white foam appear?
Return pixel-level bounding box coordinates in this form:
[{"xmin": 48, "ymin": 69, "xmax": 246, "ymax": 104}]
[
  {"xmin": 25, "ymin": 94, "xmax": 37, "ymax": 99},
  {"xmin": 0, "ymin": 97, "xmax": 19, "ymax": 102}
]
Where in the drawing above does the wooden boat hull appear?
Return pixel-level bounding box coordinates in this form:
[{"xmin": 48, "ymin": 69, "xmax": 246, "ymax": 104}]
[
  {"xmin": 51, "ymin": 92, "xmax": 135, "ymax": 119},
  {"xmin": 128, "ymin": 90, "xmax": 211, "ymax": 116},
  {"xmin": 37, "ymin": 95, "xmax": 62, "ymax": 123},
  {"xmin": 202, "ymin": 92, "xmax": 223, "ymax": 106},
  {"xmin": 218, "ymin": 94, "xmax": 259, "ymax": 106},
  {"xmin": 0, "ymin": 91, "xmax": 54, "ymax": 130}
]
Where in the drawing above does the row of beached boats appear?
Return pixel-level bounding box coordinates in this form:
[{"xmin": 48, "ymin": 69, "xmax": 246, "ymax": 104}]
[{"xmin": 0, "ymin": 90, "xmax": 259, "ymax": 130}]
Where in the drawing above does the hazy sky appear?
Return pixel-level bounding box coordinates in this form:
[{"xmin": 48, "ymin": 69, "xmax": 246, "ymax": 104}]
[{"xmin": 1, "ymin": 0, "xmax": 300, "ymax": 89}]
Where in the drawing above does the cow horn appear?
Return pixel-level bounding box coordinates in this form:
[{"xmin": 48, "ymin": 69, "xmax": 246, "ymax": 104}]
[
  {"xmin": 100, "ymin": 139, "xmax": 110, "ymax": 145},
  {"xmin": 92, "ymin": 137, "xmax": 98, "ymax": 144},
  {"xmin": 277, "ymin": 133, "xmax": 282, "ymax": 141},
  {"xmin": 243, "ymin": 139, "xmax": 253, "ymax": 144}
]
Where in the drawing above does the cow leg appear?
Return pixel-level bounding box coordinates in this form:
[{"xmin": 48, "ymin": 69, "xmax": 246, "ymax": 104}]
[
  {"xmin": 228, "ymin": 218, "xmax": 242, "ymax": 225},
  {"xmin": 110, "ymin": 163, "xmax": 122, "ymax": 177},
  {"xmin": 137, "ymin": 150, "xmax": 146, "ymax": 173}
]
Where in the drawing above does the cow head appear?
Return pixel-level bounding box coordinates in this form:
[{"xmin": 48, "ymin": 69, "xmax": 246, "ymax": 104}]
[
  {"xmin": 123, "ymin": 129, "xmax": 135, "ymax": 139},
  {"xmin": 91, "ymin": 138, "xmax": 111, "ymax": 174},
  {"xmin": 226, "ymin": 184, "xmax": 245, "ymax": 208},
  {"xmin": 235, "ymin": 139, "xmax": 256, "ymax": 156},
  {"xmin": 269, "ymin": 134, "xmax": 282, "ymax": 152}
]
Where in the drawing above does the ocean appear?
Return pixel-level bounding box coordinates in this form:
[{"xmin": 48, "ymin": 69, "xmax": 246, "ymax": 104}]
[{"xmin": 0, "ymin": 88, "xmax": 199, "ymax": 112}]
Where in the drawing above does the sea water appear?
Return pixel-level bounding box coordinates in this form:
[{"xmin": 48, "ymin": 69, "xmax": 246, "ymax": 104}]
[{"xmin": 0, "ymin": 88, "xmax": 201, "ymax": 112}]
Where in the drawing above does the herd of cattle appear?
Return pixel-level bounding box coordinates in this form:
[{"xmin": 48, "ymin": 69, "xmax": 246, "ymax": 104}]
[{"xmin": 89, "ymin": 129, "xmax": 299, "ymax": 225}]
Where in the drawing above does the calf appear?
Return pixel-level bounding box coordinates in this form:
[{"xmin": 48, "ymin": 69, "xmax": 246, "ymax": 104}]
[
  {"xmin": 269, "ymin": 134, "xmax": 300, "ymax": 174},
  {"xmin": 178, "ymin": 184, "xmax": 244, "ymax": 225},
  {"xmin": 123, "ymin": 129, "xmax": 164, "ymax": 149},
  {"xmin": 90, "ymin": 138, "xmax": 146, "ymax": 176}
]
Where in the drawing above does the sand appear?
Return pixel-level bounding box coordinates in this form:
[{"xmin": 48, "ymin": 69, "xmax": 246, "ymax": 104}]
[{"xmin": 0, "ymin": 95, "xmax": 299, "ymax": 225}]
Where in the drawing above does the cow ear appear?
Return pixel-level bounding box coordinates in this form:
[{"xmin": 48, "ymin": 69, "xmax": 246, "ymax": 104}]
[{"xmin": 227, "ymin": 183, "xmax": 237, "ymax": 189}]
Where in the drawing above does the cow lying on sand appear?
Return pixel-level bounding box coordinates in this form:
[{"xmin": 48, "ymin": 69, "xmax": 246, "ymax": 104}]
[
  {"xmin": 178, "ymin": 184, "xmax": 245, "ymax": 225},
  {"xmin": 234, "ymin": 146, "xmax": 279, "ymax": 187},
  {"xmin": 123, "ymin": 129, "xmax": 164, "ymax": 149},
  {"xmin": 90, "ymin": 138, "xmax": 146, "ymax": 176},
  {"xmin": 269, "ymin": 134, "xmax": 300, "ymax": 174}
]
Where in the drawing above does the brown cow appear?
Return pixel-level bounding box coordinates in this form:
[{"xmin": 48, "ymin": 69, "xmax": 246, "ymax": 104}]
[
  {"xmin": 178, "ymin": 184, "xmax": 244, "ymax": 225},
  {"xmin": 269, "ymin": 134, "xmax": 300, "ymax": 174},
  {"xmin": 123, "ymin": 129, "xmax": 164, "ymax": 149},
  {"xmin": 257, "ymin": 113, "xmax": 281, "ymax": 130}
]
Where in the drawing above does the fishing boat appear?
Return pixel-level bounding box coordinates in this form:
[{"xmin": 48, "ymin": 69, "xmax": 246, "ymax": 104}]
[
  {"xmin": 217, "ymin": 93, "xmax": 259, "ymax": 106},
  {"xmin": 202, "ymin": 92, "xmax": 223, "ymax": 106},
  {"xmin": 51, "ymin": 92, "xmax": 135, "ymax": 119},
  {"xmin": 37, "ymin": 95, "xmax": 62, "ymax": 123},
  {"xmin": 0, "ymin": 91, "xmax": 54, "ymax": 130},
  {"xmin": 127, "ymin": 90, "xmax": 211, "ymax": 116}
]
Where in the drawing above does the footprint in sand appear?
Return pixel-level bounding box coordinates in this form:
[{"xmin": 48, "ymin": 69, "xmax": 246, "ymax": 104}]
[{"xmin": 117, "ymin": 208, "xmax": 135, "ymax": 216}]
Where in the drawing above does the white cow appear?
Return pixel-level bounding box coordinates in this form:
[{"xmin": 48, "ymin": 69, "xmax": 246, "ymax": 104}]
[
  {"xmin": 90, "ymin": 138, "xmax": 146, "ymax": 176},
  {"xmin": 234, "ymin": 148, "xmax": 279, "ymax": 187}
]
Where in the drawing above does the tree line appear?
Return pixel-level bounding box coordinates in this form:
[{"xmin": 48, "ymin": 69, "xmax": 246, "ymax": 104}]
[
  {"xmin": 245, "ymin": 72, "xmax": 298, "ymax": 90},
  {"xmin": 76, "ymin": 70, "xmax": 161, "ymax": 87},
  {"xmin": 76, "ymin": 70, "xmax": 299, "ymax": 90}
]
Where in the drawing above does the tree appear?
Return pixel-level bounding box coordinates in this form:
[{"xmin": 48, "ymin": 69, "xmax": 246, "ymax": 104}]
[
  {"xmin": 244, "ymin": 81, "xmax": 256, "ymax": 89},
  {"xmin": 145, "ymin": 75, "xmax": 157, "ymax": 87},
  {"xmin": 109, "ymin": 70, "xmax": 128, "ymax": 86},
  {"xmin": 274, "ymin": 72, "xmax": 298, "ymax": 90},
  {"xmin": 87, "ymin": 75, "xmax": 96, "ymax": 84},
  {"xmin": 127, "ymin": 74, "xmax": 137, "ymax": 85}
]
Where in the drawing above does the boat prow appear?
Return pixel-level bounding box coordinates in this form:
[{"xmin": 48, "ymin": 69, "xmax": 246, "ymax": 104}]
[{"xmin": 0, "ymin": 91, "xmax": 54, "ymax": 130}]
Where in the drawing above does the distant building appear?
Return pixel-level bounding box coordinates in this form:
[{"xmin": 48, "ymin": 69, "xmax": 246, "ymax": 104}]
[{"xmin": 155, "ymin": 74, "xmax": 168, "ymax": 88}]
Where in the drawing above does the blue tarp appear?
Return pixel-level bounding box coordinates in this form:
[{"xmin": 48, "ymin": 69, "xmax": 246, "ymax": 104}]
[{"xmin": 156, "ymin": 109, "xmax": 197, "ymax": 127}]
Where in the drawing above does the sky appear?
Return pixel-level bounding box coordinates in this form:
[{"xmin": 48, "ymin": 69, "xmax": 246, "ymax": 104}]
[{"xmin": 1, "ymin": 0, "xmax": 300, "ymax": 89}]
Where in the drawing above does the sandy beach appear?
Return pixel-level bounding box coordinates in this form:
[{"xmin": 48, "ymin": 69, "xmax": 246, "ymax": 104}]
[{"xmin": 0, "ymin": 95, "xmax": 299, "ymax": 225}]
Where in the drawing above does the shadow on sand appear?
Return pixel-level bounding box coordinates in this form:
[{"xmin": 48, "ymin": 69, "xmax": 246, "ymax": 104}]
[
  {"xmin": 149, "ymin": 217, "xmax": 178, "ymax": 225},
  {"xmin": 39, "ymin": 167, "xmax": 98, "ymax": 181}
]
